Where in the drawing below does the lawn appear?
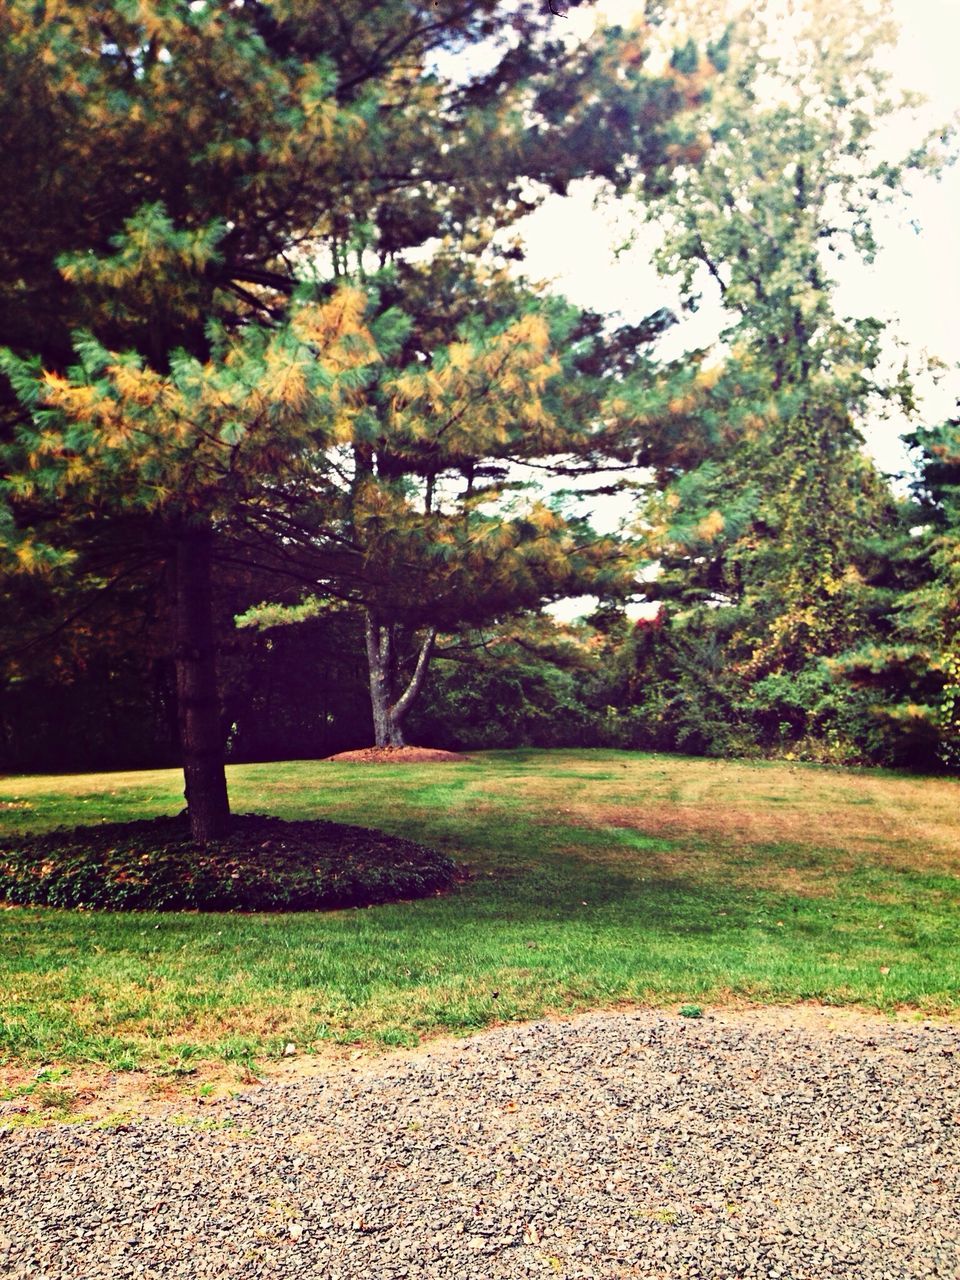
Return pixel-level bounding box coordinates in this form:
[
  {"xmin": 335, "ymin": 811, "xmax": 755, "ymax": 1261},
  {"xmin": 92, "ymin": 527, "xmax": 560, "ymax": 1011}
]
[{"xmin": 1, "ymin": 749, "xmax": 958, "ymax": 1075}]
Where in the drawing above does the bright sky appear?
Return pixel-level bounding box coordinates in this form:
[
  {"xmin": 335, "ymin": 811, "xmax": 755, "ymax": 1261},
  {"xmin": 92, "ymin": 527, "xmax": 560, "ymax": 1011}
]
[{"xmin": 514, "ymin": 0, "xmax": 960, "ymax": 478}]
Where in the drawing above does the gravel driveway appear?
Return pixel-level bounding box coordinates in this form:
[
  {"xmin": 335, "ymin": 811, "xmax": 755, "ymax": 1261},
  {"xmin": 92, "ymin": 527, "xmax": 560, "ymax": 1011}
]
[{"xmin": 1, "ymin": 1009, "xmax": 957, "ymax": 1279}]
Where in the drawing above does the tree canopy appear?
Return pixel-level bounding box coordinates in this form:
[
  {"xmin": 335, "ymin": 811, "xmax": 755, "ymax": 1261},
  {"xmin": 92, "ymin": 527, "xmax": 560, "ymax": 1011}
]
[
  {"xmin": 2, "ymin": 0, "xmax": 955, "ymax": 784},
  {"xmin": 233, "ymin": 263, "xmax": 658, "ymax": 746},
  {"xmin": 625, "ymin": 0, "xmax": 941, "ymax": 697}
]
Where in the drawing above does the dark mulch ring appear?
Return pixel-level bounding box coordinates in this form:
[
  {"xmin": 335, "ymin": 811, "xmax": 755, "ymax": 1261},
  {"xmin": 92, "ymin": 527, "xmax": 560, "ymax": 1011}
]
[{"xmin": 0, "ymin": 813, "xmax": 457, "ymax": 912}]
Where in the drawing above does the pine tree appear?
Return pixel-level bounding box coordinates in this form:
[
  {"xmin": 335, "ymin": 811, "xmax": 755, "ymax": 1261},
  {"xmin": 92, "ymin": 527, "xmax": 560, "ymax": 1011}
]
[
  {"xmin": 2, "ymin": 289, "xmax": 380, "ymax": 836},
  {"xmin": 0, "ymin": 1, "xmax": 690, "ymax": 832},
  {"xmin": 234, "ymin": 266, "xmax": 649, "ymax": 747},
  {"xmin": 835, "ymin": 414, "xmax": 960, "ymax": 768}
]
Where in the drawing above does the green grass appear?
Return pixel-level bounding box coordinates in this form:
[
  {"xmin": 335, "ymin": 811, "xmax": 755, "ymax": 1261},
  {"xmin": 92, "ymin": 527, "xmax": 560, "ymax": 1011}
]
[{"xmin": 0, "ymin": 749, "xmax": 958, "ymax": 1071}]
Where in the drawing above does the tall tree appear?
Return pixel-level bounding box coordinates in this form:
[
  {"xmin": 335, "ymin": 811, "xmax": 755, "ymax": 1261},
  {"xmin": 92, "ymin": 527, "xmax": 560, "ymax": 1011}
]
[
  {"xmin": 2, "ymin": 289, "xmax": 380, "ymax": 836},
  {"xmin": 0, "ymin": 1, "xmax": 690, "ymax": 832},
  {"xmin": 622, "ymin": 0, "xmax": 942, "ymax": 708},
  {"xmin": 234, "ymin": 258, "xmax": 665, "ymax": 747}
]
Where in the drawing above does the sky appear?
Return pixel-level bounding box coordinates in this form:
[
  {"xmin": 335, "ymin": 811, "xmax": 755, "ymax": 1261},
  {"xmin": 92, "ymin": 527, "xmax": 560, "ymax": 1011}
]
[{"xmin": 511, "ymin": 0, "xmax": 960, "ymax": 480}]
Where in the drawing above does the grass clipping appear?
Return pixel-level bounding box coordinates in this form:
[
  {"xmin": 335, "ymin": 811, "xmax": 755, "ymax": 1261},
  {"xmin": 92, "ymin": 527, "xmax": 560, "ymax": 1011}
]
[{"xmin": 0, "ymin": 813, "xmax": 456, "ymax": 912}]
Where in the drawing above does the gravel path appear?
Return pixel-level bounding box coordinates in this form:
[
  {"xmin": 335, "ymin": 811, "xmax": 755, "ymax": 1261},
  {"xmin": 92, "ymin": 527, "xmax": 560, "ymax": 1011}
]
[{"xmin": 1, "ymin": 1009, "xmax": 957, "ymax": 1279}]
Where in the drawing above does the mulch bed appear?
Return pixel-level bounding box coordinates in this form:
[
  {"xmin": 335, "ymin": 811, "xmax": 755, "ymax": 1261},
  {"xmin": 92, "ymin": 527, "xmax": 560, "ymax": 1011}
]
[
  {"xmin": 326, "ymin": 746, "xmax": 470, "ymax": 764},
  {"xmin": 0, "ymin": 812, "xmax": 455, "ymax": 911}
]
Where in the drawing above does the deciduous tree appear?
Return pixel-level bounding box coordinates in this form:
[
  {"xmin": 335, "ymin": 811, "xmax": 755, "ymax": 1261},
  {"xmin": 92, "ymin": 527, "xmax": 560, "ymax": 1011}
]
[{"xmin": 622, "ymin": 0, "xmax": 943, "ymax": 752}]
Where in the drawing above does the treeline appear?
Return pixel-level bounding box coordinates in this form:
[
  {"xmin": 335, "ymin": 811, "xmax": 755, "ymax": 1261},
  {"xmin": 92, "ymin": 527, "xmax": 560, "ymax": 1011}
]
[{"xmin": 4, "ymin": 403, "xmax": 958, "ymax": 780}]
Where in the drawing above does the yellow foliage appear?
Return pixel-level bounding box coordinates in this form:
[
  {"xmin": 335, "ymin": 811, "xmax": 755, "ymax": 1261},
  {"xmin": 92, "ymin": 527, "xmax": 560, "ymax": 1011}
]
[
  {"xmin": 528, "ymin": 505, "xmax": 560, "ymax": 533},
  {"xmin": 14, "ymin": 541, "xmax": 45, "ymax": 573},
  {"xmin": 509, "ymin": 313, "xmax": 549, "ymax": 348},
  {"xmin": 447, "ymin": 343, "xmax": 473, "ymax": 372},
  {"xmin": 668, "ymin": 393, "xmax": 696, "ymax": 415},
  {"xmin": 331, "ymin": 411, "xmax": 357, "ymax": 445},
  {"xmin": 261, "ymin": 357, "xmax": 309, "ymax": 412},
  {"xmin": 523, "ymin": 399, "xmax": 551, "ymax": 430},
  {"xmin": 63, "ymin": 457, "xmax": 92, "ymax": 485},
  {"xmin": 292, "ymin": 289, "xmax": 378, "ymax": 372},
  {"xmin": 109, "ymin": 362, "xmax": 162, "ymax": 407},
  {"xmin": 695, "ymin": 509, "xmax": 725, "ymax": 541},
  {"xmin": 390, "ymin": 372, "xmax": 424, "ymax": 405},
  {"xmin": 41, "ymin": 370, "xmax": 74, "ymax": 401}
]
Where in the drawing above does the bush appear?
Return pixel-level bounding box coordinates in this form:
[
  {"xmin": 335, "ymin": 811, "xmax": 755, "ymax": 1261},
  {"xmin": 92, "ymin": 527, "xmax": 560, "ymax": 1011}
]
[
  {"xmin": 413, "ymin": 659, "xmax": 596, "ymax": 749},
  {"xmin": 0, "ymin": 813, "xmax": 456, "ymax": 911}
]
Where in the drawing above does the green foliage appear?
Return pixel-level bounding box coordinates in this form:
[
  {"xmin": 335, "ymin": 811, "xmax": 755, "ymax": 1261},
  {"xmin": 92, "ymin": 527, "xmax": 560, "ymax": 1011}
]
[
  {"xmin": 834, "ymin": 414, "xmax": 960, "ymax": 769},
  {"xmin": 0, "ymin": 0, "xmax": 688, "ymax": 775},
  {"xmin": 0, "ymin": 813, "xmax": 454, "ymax": 912},
  {"xmin": 234, "ymin": 265, "xmax": 664, "ymax": 749},
  {"xmin": 615, "ymin": 0, "xmax": 947, "ymax": 765},
  {"xmin": 576, "ymin": 608, "xmax": 891, "ymax": 764},
  {"xmin": 415, "ymin": 650, "xmax": 595, "ymax": 750},
  {"xmin": 0, "ymin": 287, "xmax": 379, "ymax": 527}
]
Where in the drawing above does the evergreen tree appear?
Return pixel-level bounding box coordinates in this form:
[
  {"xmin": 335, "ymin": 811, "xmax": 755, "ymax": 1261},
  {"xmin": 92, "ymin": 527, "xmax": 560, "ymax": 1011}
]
[
  {"xmin": 835, "ymin": 413, "xmax": 960, "ymax": 768},
  {"xmin": 2, "ymin": 289, "xmax": 381, "ymax": 836},
  {"xmin": 234, "ymin": 264, "xmax": 661, "ymax": 747},
  {"xmin": 0, "ymin": 1, "xmax": 690, "ymax": 832}
]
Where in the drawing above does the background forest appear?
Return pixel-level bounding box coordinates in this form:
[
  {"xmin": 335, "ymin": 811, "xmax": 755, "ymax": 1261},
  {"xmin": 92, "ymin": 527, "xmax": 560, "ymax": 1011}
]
[{"xmin": 1, "ymin": 0, "xmax": 957, "ymax": 784}]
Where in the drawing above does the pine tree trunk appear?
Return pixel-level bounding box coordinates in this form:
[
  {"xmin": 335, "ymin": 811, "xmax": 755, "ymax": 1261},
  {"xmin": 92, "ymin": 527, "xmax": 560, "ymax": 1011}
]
[{"xmin": 174, "ymin": 518, "xmax": 231, "ymax": 843}]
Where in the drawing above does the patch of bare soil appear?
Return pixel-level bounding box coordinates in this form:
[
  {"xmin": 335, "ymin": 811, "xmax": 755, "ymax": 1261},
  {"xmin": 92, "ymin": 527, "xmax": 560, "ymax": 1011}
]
[
  {"xmin": 2, "ymin": 1003, "xmax": 955, "ymax": 1128},
  {"xmin": 0, "ymin": 1048, "xmax": 360, "ymax": 1127},
  {"xmin": 325, "ymin": 746, "xmax": 469, "ymax": 763}
]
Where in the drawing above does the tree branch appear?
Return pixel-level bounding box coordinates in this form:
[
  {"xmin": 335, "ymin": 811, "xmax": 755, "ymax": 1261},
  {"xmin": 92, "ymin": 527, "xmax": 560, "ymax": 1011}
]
[{"xmin": 390, "ymin": 625, "xmax": 438, "ymax": 723}]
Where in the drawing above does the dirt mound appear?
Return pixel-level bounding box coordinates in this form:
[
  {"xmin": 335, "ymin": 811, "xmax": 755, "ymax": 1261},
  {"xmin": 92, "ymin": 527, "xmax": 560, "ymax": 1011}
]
[{"xmin": 325, "ymin": 745, "xmax": 469, "ymax": 764}]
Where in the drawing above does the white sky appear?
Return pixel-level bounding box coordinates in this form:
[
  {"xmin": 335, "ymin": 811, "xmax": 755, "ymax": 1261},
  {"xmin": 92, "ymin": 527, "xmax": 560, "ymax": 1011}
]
[{"xmin": 513, "ymin": 0, "xmax": 960, "ymax": 479}]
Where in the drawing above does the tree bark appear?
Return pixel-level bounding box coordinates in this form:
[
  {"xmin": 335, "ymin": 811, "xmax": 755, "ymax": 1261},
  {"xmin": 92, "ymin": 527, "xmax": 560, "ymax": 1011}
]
[
  {"xmin": 364, "ymin": 614, "xmax": 396, "ymax": 746},
  {"xmin": 174, "ymin": 518, "xmax": 231, "ymax": 842},
  {"xmin": 364, "ymin": 614, "xmax": 437, "ymax": 748}
]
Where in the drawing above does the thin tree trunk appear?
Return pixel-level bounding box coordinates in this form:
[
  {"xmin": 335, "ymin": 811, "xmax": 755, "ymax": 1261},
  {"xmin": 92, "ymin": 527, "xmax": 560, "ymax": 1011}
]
[
  {"xmin": 174, "ymin": 518, "xmax": 231, "ymax": 842},
  {"xmin": 364, "ymin": 614, "xmax": 437, "ymax": 747},
  {"xmin": 390, "ymin": 626, "xmax": 437, "ymax": 736}
]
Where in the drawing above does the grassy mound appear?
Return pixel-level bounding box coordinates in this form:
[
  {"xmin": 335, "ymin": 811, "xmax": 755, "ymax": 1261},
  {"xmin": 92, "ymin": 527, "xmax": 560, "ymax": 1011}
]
[{"xmin": 0, "ymin": 812, "xmax": 456, "ymax": 911}]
